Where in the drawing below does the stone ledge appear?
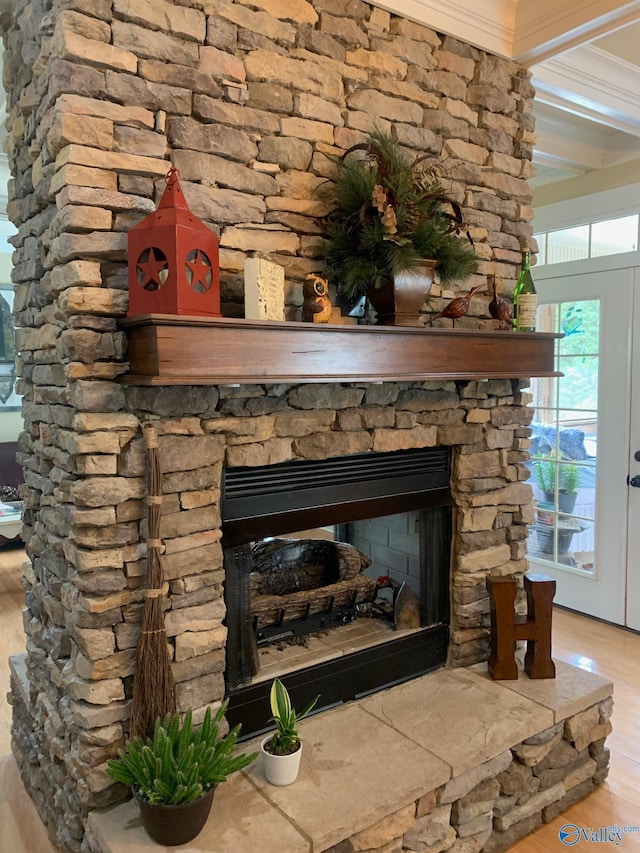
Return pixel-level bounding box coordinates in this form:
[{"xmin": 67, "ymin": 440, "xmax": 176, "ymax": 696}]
[
  {"xmin": 86, "ymin": 660, "xmax": 612, "ymax": 853},
  {"xmin": 469, "ymin": 658, "xmax": 614, "ymax": 722},
  {"xmin": 8, "ymin": 654, "xmax": 30, "ymax": 712}
]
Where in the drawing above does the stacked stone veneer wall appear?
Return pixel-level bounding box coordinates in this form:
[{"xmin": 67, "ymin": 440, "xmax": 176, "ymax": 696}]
[
  {"xmin": 8, "ymin": 377, "xmax": 536, "ymax": 850},
  {"xmin": 3, "ymin": 0, "xmax": 536, "ymax": 323},
  {"xmin": 2, "ymin": 0, "xmax": 539, "ymax": 849},
  {"xmin": 317, "ymin": 698, "xmax": 612, "ymax": 853}
]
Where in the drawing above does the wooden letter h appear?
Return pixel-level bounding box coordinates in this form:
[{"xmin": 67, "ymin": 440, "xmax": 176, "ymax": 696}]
[{"xmin": 487, "ymin": 574, "xmax": 556, "ymax": 680}]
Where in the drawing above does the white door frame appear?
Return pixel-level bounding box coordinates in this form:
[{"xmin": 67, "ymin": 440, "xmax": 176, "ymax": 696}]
[{"xmin": 626, "ymin": 266, "xmax": 640, "ymax": 630}]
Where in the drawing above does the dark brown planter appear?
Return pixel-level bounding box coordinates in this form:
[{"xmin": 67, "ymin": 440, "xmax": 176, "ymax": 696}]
[
  {"xmin": 367, "ymin": 259, "xmax": 437, "ymax": 326},
  {"xmin": 134, "ymin": 785, "xmax": 216, "ymax": 846}
]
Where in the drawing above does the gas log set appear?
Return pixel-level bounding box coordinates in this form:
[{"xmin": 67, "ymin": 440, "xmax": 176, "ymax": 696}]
[{"xmin": 249, "ymin": 537, "xmax": 421, "ymax": 648}]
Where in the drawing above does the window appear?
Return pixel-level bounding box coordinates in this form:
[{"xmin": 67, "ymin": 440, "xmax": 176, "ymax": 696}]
[
  {"xmin": 0, "ymin": 286, "xmax": 17, "ymax": 407},
  {"xmin": 528, "ymin": 299, "xmax": 599, "ymax": 571},
  {"xmin": 591, "ymin": 215, "xmax": 638, "ymax": 257},
  {"xmin": 547, "ymin": 225, "xmax": 589, "ymax": 264},
  {"xmin": 0, "ymin": 217, "xmax": 15, "ymax": 255},
  {"xmin": 534, "ymin": 214, "xmax": 639, "ymax": 266}
]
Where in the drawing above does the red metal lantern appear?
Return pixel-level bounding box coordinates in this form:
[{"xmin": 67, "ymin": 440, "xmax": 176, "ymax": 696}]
[{"xmin": 127, "ymin": 168, "xmax": 221, "ymax": 318}]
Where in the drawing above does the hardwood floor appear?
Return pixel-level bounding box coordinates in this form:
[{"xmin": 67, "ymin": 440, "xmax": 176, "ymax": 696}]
[
  {"xmin": 0, "ymin": 545, "xmax": 639, "ymax": 852},
  {"xmin": 0, "ymin": 545, "xmax": 56, "ymax": 852}
]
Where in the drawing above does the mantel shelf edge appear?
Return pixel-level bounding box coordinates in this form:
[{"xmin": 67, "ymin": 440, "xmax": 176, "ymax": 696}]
[{"xmin": 120, "ymin": 314, "xmax": 561, "ymax": 386}]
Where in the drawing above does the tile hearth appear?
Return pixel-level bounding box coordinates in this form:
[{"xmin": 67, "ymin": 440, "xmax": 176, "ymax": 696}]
[{"xmin": 86, "ymin": 660, "xmax": 612, "ymax": 853}]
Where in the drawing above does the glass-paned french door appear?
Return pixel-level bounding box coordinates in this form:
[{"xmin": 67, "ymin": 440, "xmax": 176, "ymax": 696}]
[
  {"xmin": 527, "ymin": 265, "xmax": 638, "ymax": 628},
  {"xmin": 529, "ymin": 300, "xmax": 598, "ymax": 571}
]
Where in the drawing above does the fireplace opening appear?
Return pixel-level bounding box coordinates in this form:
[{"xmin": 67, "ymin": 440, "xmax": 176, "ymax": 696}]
[{"xmin": 221, "ymin": 447, "xmax": 452, "ymax": 737}]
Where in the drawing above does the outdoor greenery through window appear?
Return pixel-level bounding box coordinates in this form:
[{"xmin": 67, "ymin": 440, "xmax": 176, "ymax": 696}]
[
  {"xmin": 528, "ymin": 299, "xmax": 599, "ymax": 571},
  {"xmin": 534, "ymin": 214, "xmax": 639, "ymax": 266}
]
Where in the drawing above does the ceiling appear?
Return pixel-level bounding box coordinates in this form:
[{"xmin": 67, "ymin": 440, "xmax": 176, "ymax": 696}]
[{"xmin": 531, "ymin": 22, "xmax": 640, "ymax": 189}]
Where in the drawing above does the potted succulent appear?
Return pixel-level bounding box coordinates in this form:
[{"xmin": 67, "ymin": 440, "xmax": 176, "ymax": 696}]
[
  {"xmin": 107, "ymin": 701, "xmax": 257, "ymax": 846},
  {"xmin": 534, "ymin": 453, "xmax": 581, "ymax": 515},
  {"xmin": 261, "ymin": 678, "xmax": 319, "ymax": 786},
  {"xmin": 322, "ymin": 128, "xmax": 478, "ymax": 325}
]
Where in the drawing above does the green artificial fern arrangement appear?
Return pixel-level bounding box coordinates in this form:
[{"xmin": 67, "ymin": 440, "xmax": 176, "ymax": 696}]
[
  {"xmin": 107, "ymin": 701, "xmax": 257, "ymax": 805},
  {"xmin": 323, "ymin": 129, "xmax": 478, "ymax": 298}
]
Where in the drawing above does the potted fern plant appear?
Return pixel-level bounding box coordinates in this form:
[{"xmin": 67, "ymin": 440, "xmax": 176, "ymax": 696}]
[
  {"xmin": 323, "ymin": 128, "xmax": 477, "ymax": 326},
  {"xmin": 261, "ymin": 678, "xmax": 319, "ymax": 786},
  {"xmin": 534, "ymin": 453, "xmax": 581, "ymax": 514},
  {"xmin": 107, "ymin": 701, "xmax": 257, "ymax": 845}
]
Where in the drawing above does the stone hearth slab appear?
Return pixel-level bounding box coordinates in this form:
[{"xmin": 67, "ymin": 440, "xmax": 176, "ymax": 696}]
[
  {"xmin": 361, "ymin": 667, "xmax": 555, "ymax": 776},
  {"xmin": 245, "ymin": 702, "xmax": 451, "ymax": 851},
  {"xmin": 87, "ymin": 773, "xmax": 309, "ymax": 853},
  {"xmin": 468, "ymin": 658, "xmax": 614, "ymax": 721},
  {"xmin": 87, "ymin": 661, "xmax": 610, "ymax": 853}
]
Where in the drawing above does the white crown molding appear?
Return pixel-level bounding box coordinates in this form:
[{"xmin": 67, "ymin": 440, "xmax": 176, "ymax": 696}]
[
  {"xmin": 532, "ymin": 44, "xmax": 640, "ymax": 135},
  {"xmin": 513, "ymin": 0, "xmax": 640, "ymax": 64},
  {"xmin": 534, "ymin": 180, "xmax": 640, "ymax": 230},
  {"xmin": 370, "ymin": 0, "xmax": 517, "ymax": 58},
  {"xmin": 376, "ymin": 0, "xmax": 640, "ymax": 65}
]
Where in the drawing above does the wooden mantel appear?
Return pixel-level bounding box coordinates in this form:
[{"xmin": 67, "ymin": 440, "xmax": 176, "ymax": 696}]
[{"xmin": 120, "ymin": 314, "xmax": 560, "ymax": 385}]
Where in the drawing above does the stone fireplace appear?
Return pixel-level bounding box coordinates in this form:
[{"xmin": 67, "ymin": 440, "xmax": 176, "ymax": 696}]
[
  {"xmin": 222, "ymin": 443, "xmax": 453, "ymax": 734},
  {"xmin": 10, "ymin": 372, "xmax": 538, "ymax": 849},
  {"xmin": 1, "ymin": 0, "xmax": 612, "ymax": 850}
]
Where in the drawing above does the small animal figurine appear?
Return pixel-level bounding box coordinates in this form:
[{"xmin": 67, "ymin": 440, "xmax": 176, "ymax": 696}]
[
  {"xmin": 302, "ymin": 274, "xmax": 333, "ymax": 323},
  {"xmin": 488, "ymin": 274, "xmax": 515, "ymax": 329},
  {"xmin": 429, "ymin": 285, "xmax": 481, "ymax": 327}
]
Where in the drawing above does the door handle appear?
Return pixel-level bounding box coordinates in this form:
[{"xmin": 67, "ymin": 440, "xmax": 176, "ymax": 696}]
[
  {"xmin": 629, "ymin": 475, "xmax": 640, "ymax": 488},
  {"xmin": 635, "ymin": 451, "xmax": 640, "ymax": 462}
]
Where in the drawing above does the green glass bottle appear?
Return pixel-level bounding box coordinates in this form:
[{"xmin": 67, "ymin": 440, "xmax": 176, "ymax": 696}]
[{"xmin": 514, "ymin": 247, "xmax": 537, "ymax": 332}]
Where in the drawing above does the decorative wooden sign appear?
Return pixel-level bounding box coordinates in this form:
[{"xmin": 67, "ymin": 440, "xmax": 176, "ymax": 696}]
[
  {"xmin": 127, "ymin": 167, "xmax": 221, "ymax": 318},
  {"xmin": 487, "ymin": 574, "xmax": 556, "ymax": 680},
  {"xmin": 244, "ymin": 257, "xmax": 285, "ymax": 321}
]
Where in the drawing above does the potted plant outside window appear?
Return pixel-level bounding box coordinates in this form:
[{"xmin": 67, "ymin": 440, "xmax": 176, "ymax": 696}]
[
  {"xmin": 534, "ymin": 454, "xmax": 582, "ymax": 515},
  {"xmin": 261, "ymin": 678, "xmax": 319, "ymax": 786},
  {"xmin": 322, "ymin": 129, "xmax": 478, "ymax": 326},
  {"xmin": 107, "ymin": 702, "xmax": 257, "ymax": 846}
]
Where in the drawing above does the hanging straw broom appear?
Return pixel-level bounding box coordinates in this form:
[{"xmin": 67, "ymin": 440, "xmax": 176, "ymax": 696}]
[{"xmin": 130, "ymin": 422, "xmax": 176, "ymax": 739}]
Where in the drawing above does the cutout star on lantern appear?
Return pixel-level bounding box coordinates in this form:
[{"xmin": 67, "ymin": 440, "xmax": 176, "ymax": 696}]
[
  {"xmin": 127, "ymin": 167, "xmax": 221, "ymax": 317},
  {"xmin": 136, "ymin": 247, "xmax": 169, "ymax": 292},
  {"xmin": 185, "ymin": 249, "xmax": 213, "ymax": 294}
]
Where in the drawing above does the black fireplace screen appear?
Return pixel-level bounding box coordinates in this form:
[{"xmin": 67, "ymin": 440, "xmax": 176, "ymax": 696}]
[{"xmin": 221, "ymin": 447, "xmax": 452, "ymax": 737}]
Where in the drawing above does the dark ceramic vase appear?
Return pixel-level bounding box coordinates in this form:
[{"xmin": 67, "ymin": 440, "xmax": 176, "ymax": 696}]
[
  {"xmin": 367, "ymin": 259, "xmax": 437, "ymax": 326},
  {"xmin": 134, "ymin": 785, "xmax": 216, "ymax": 846}
]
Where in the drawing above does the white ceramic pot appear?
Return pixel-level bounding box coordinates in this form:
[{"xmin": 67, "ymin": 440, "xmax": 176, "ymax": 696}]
[{"xmin": 261, "ymin": 737, "xmax": 302, "ymax": 786}]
